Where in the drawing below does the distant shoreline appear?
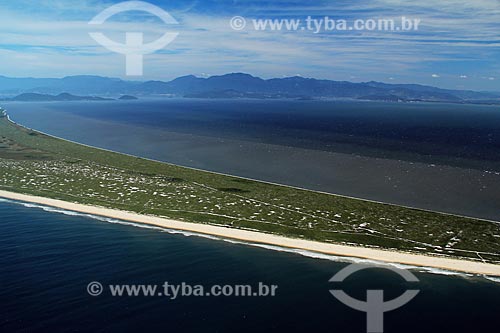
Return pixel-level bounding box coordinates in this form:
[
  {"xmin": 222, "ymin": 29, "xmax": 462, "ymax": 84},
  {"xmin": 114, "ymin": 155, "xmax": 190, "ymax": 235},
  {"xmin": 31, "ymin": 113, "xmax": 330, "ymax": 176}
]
[{"xmin": 1, "ymin": 189, "xmax": 499, "ymax": 277}]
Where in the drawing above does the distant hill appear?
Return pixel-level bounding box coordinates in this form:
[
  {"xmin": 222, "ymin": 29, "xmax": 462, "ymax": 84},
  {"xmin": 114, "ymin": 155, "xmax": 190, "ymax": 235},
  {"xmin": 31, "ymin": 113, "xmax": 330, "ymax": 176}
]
[
  {"xmin": 118, "ymin": 95, "xmax": 138, "ymax": 100},
  {"xmin": 0, "ymin": 73, "xmax": 499, "ymax": 104},
  {"xmin": 6, "ymin": 93, "xmax": 113, "ymax": 102}
]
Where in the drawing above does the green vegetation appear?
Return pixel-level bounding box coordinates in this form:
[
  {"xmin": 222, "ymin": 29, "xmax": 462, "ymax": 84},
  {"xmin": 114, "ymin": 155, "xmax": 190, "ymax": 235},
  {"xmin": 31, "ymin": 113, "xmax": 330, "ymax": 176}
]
[{"xmin": 0, "ymin": 115, "xmax": 499, "ymax": 264}]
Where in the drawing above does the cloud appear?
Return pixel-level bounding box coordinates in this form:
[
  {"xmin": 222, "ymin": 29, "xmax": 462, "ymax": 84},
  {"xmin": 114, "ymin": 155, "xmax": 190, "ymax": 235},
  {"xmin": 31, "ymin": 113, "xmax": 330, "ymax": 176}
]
[{"xmin": 0, "ymin": 0, "xmax": 498, "ymax": 91}]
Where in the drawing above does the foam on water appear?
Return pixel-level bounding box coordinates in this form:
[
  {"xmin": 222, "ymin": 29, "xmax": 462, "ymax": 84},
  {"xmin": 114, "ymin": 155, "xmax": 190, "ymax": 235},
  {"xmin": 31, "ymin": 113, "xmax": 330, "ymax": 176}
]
[
  {"xmin": 1, "ymin": 198, "xmax": 498, "ymax": 283},
  {"xmin": 483, "ymin": 275, "xmax": 500, "ymax": 283}
]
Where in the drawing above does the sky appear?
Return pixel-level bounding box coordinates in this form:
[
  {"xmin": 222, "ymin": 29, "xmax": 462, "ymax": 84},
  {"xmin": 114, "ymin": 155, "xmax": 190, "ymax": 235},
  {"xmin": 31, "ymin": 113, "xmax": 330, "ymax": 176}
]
[{"xmin": 0, "ymin": 0, "xmax": 499, "ymax": 91}]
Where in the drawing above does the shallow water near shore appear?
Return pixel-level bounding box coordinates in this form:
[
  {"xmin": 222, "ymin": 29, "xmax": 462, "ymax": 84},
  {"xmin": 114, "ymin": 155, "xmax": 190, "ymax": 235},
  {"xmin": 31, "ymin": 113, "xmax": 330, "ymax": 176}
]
[{"xmin": 1, "ymin": 200, "xmax": 499, "ymax": 332}]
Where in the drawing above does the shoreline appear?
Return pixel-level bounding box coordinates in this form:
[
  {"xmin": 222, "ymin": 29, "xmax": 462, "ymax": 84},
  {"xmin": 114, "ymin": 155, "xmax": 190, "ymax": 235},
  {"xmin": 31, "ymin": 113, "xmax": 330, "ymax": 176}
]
[{"xmin": 1, "ymin": 189, "xmax": 499, "ymax": 277}]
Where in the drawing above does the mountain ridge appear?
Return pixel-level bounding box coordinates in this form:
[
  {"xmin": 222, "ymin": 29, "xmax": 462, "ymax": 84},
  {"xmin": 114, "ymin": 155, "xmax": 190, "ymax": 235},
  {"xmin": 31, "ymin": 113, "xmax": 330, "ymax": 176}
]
[{"xmin": 0, "ymin": 73, "xmax": 498, "ymax": 104}]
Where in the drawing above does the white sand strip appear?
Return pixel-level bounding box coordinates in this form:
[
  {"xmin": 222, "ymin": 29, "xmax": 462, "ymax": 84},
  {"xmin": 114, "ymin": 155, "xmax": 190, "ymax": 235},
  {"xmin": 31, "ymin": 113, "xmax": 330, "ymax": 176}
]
[{"xmin": 0, "ymin": 189, "xmax": 499, "ymax": 276}]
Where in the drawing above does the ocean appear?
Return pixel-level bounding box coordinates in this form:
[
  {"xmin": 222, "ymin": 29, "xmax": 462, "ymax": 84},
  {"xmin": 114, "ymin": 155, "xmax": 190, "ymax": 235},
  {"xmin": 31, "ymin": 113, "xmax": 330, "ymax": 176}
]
[
  {"xmin": 0, "ymin": 199, "xmax": 499, "ymax": 332},
  {"xmin": 1, "ymin": 99, "xmax": 500, "ymax": 332}
]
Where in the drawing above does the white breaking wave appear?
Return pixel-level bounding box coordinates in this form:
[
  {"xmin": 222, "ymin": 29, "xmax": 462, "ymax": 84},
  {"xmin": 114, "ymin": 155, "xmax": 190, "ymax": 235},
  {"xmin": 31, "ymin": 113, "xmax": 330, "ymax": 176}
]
[
  {"xmin": 1, "ymin": 198, "xmax": 498, "ymax": 283},
  {"xmin": 483, "ymin": 275, "xmax": 500, "ymax": 283}
]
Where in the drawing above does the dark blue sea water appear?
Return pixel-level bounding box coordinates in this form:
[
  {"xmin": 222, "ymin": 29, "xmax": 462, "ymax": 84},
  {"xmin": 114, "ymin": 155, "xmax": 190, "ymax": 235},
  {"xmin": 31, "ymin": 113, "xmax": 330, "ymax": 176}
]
[
  {"xmin": 8, "ymin": 99, "xmax": 500, "ymax": 166},
  {"xmin": 0, "ymin": 199, "xmax": 499, "ymax": 333},
  {"xmin": 4, "ymin": 99, "xmax": 500, "ymax": 220}
]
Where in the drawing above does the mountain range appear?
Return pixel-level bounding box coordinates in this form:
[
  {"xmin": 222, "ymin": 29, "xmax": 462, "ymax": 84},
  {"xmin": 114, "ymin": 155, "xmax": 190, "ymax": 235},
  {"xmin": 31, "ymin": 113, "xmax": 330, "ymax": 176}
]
[{"xmin": 0, "ymin": 73, "xmax": 499, "ymax": 104}]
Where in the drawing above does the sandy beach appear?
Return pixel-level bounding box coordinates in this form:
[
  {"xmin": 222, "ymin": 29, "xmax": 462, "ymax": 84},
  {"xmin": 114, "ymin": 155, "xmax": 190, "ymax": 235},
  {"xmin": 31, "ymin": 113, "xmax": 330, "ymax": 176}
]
[{"xmin": 1, "ymin": 189, "xmax": 499, "ymax": 277}]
